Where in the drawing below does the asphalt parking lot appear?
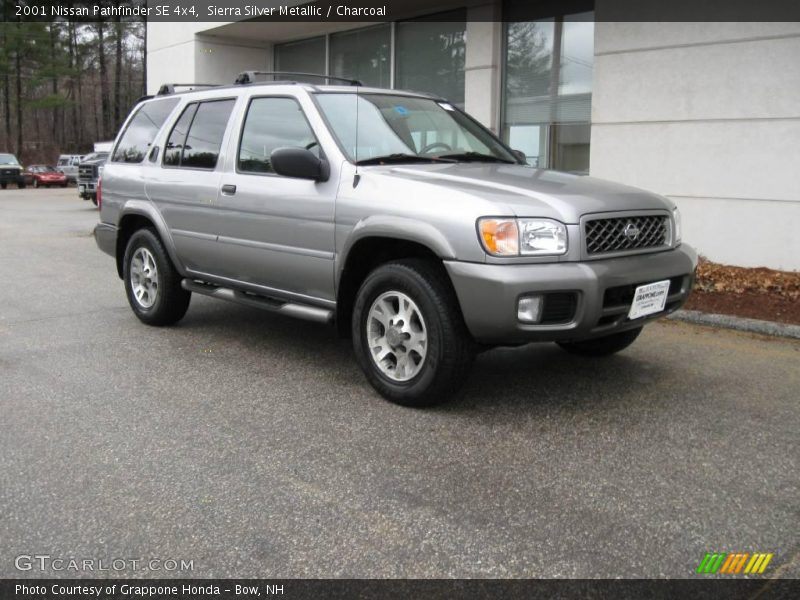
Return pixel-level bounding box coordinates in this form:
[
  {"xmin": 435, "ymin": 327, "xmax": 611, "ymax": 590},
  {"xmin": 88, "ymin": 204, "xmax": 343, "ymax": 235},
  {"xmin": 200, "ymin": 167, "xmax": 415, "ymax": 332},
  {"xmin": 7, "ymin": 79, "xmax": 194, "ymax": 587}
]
[{"xmin": 1, "ymin": 188, "xmax": 798, "ymax": 579}]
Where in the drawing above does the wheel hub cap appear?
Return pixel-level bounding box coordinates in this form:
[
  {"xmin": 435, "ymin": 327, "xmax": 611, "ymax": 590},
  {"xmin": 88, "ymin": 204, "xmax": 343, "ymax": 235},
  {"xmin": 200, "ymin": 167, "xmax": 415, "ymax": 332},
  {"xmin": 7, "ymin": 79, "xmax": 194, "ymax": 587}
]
[
  {"xmin": 130, "ymin": 247, "xmax": 159, "ymax": 309},
  {"xmin": 367, "ymin": 291, "xmax": 428, "ymax": 382}
]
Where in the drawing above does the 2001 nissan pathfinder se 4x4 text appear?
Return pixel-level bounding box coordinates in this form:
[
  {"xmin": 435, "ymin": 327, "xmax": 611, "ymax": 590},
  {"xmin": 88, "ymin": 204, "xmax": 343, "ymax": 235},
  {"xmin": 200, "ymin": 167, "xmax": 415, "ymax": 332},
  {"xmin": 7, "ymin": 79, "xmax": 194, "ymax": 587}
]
[{"xmin": 94, "ymin": 72, "xmax": 697, "ymax": 406}]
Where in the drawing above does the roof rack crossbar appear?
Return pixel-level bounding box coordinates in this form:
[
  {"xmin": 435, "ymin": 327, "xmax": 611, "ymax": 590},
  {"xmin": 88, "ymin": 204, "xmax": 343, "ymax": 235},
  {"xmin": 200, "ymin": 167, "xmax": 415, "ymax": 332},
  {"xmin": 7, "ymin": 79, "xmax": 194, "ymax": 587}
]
[
  {"xmin": 234, "ymin": 71, "xmax": 363, "ymax": 86},
  {"xmin": 157, "ymin": 83, "xmax": 220, "ymax": 96}
]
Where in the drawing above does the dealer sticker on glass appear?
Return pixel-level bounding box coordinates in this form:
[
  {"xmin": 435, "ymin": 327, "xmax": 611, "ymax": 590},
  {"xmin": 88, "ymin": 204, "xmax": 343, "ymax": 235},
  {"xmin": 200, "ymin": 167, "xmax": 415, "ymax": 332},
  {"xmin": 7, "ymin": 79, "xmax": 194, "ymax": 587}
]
[{"xmin": 628, "ymin": 279, "xmax": 671, "ymax": 320}]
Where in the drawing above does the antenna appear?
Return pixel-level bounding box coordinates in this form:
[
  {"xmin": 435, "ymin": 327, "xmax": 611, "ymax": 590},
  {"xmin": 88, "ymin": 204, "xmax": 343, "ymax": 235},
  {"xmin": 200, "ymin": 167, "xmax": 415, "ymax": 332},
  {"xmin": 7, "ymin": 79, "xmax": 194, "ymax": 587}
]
[{"xmin": 353, "ymin": 79, "xmax": 360, "ymax": 187}]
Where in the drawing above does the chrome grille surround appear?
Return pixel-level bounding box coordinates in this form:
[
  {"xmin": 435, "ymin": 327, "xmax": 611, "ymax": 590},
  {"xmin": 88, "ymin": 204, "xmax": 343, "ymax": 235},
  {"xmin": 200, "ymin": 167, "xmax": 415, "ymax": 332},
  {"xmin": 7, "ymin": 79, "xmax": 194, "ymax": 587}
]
[{"xmin": 582, "ymin": 211, "xmax": 672, "ymax": 258}]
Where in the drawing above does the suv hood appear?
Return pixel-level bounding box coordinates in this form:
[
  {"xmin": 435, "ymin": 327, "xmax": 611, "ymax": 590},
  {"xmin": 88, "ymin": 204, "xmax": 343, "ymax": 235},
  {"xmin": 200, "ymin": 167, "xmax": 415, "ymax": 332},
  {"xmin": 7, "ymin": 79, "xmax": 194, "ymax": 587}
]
[{"xmin": 370, "ymin": 163, "xmax": 674, "ymax": 223}]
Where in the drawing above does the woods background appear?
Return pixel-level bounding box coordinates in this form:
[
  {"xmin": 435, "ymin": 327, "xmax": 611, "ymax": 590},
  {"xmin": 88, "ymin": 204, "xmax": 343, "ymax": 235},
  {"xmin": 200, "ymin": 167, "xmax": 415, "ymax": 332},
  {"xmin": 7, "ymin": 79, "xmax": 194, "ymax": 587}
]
[{"xmin": 0, "ymin": 16, "xmax": 147, "ymax": 164}]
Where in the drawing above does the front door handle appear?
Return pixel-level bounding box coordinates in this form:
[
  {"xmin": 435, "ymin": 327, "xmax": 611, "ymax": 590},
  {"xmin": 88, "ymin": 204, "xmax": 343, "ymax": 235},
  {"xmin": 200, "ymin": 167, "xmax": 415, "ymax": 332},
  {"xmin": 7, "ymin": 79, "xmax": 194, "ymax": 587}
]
[{"xmin": 221, "ymin": 184, "xmax": 237, "ymax": 196}]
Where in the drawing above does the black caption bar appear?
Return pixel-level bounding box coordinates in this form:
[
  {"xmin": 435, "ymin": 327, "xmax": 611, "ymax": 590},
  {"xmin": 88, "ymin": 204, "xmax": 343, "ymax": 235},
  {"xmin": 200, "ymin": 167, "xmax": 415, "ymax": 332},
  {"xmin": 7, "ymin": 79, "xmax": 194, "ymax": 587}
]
[
  {"xmin": 3, "ymin": 579, "xmax": 799, "ymax": 600},
  {"xmin": 2, "ymin": 0, "xmax": 800, "ymax": 22}
]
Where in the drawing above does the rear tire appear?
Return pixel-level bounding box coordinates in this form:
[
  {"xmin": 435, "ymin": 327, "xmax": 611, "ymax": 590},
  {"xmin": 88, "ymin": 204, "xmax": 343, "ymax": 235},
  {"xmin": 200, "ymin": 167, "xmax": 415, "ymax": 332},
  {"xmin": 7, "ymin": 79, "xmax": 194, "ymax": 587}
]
[
  {"xmin": 91, "ymin": 196, "xmax": 98, "ymax": 206},
  {"xmin": 352, "ymin": 259, "xmax": 474, "ymax": 407},
  {"xmin": 557, "ymin": 326, "xmax": 643, "ymax": 357},
  {"xmin": 123, "ymin": 228, "xmax": 191, "ymax": 326}
]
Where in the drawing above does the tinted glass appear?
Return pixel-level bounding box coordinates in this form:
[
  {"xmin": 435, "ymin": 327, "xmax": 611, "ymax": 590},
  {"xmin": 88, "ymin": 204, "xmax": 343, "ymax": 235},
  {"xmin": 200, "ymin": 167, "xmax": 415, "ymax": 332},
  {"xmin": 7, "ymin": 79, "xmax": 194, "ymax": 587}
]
[
  {"xmin": 274, "ymin": 37, "xmax": 326, "ymax": 84},
  {"xmin": 238, "ymin": 97, "xmax": 318, "ymax": 174},
  {"xmin": 181, "ymin": 100, "xmax": 235, "ymax": 169},
  {"xmin": 395, "ymin": 12, "xmax": 466, "ymax": 105},
  {"xmin": 112, "ymin": 99, "xmax": 179, "ymax": 163},
  {"xmin": 163, "ymin": 104, "xmax": 198, "ymax": 167},
  {"xmin": 330, "ymin": 25, "xmax": 391, "ymax": 87},
  {"xmin": 502, "ymin": 13, "xmax": 594, "ymax": 172}
]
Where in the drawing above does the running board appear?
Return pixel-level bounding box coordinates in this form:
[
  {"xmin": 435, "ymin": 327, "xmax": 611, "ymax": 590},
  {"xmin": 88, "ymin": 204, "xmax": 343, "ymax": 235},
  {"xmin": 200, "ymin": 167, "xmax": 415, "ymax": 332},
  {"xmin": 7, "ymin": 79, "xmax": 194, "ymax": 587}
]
[{"xmin": 181, "ymin": 279, "xmax": 333, "ymax": 324}]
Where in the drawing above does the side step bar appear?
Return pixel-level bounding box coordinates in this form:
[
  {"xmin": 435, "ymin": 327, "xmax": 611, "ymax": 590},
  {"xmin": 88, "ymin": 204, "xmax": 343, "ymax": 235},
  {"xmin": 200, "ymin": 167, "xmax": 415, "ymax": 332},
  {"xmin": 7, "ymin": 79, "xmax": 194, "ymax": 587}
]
[{"xmin": 181, "ymin": 279, "xmax": 333, "ymax": 324}]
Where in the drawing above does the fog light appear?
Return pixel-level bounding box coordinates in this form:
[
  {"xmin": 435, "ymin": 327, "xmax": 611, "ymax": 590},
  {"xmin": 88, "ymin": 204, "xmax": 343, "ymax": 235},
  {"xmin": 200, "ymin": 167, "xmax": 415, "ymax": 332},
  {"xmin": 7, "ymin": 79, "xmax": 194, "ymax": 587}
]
[{"xmin": 517, "ymin": 295, "xmax": 543, "ymax": 323}]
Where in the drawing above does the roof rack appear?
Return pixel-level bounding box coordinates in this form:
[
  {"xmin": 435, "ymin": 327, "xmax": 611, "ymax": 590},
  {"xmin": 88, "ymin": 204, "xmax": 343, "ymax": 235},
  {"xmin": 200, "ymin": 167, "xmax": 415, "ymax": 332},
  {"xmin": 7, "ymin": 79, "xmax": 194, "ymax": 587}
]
[
  {"xmin": 156, "ymin": 83, "xmax": 220, "ymax": 96},
  {"xmin": 234, "ymin": 71, "xmax": 362, "ymax": 86}
]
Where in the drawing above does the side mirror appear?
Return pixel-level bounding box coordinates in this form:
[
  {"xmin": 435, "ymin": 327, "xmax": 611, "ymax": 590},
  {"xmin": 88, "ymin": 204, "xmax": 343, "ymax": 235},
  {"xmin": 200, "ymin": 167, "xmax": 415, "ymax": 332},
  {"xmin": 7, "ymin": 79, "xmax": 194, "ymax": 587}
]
[
  {"xmin": 511, "ymin": 149, "xmax": 528, "ymax": 164},
  {"xmin": 270, "ymin": 147, "xmax": 329, "ymax": 182}
]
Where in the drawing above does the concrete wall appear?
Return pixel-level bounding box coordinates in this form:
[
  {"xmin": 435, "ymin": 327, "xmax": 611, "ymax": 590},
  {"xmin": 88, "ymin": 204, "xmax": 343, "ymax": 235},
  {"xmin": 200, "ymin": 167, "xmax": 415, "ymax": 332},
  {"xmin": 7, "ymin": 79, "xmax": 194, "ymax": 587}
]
[
  {"xmin": 591, "ymin": 21, "xmax": 800, "ymax": 270},
  {"xmin": 147, "ymin": 23, "xmax": 271, "ymax": 94}
]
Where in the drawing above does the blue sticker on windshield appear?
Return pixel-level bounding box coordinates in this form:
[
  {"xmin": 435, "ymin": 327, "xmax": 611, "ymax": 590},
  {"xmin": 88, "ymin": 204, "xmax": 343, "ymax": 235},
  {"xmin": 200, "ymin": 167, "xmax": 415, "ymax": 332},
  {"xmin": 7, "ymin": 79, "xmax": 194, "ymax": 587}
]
[{"xmin": 393, "ymin": 105, "xmax": 409, "ymax": 115}]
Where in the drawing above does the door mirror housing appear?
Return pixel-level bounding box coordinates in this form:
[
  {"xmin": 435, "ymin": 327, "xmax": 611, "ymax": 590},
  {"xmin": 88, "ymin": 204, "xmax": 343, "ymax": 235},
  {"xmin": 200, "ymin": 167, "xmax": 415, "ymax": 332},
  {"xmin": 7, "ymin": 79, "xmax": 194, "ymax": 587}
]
[{"xmin": 270, "ymin": 147, "xmax": 329, "ymax": 182}]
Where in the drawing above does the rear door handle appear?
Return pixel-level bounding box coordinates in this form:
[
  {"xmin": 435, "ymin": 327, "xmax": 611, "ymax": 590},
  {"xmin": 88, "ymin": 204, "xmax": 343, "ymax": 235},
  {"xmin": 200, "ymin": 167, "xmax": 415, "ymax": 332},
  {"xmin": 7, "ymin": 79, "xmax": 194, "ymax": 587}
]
[{"xmin": 221, "ymin": 184, "xmax": 236, "ymax": 196}]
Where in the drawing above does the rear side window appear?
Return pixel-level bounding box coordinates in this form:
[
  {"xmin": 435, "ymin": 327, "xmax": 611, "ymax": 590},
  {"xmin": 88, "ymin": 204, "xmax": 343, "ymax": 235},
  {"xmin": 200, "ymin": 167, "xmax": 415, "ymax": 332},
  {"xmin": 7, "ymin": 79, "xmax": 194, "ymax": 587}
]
[
  {"xmin": 163, "ymin": 104, "xmax": 198, "ymax": 166},
  {"xmin": 163, "ymin": 99, "xmax": 234, "ymax": 169},
  {"xmin": 238, "ymin": 97, "xmax": 319, "ymax": 174},
  {"xmin": 112, "ymin": 98, "xmax": 179, "ymax": 163}
]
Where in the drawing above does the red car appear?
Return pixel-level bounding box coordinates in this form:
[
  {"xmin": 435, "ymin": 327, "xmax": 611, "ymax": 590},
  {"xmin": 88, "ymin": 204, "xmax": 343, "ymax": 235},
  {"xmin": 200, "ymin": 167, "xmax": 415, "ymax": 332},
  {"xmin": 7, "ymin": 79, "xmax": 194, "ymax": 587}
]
[{"xmin": 24, "ymin": 165, "xmax": 68, "ymax": 188}]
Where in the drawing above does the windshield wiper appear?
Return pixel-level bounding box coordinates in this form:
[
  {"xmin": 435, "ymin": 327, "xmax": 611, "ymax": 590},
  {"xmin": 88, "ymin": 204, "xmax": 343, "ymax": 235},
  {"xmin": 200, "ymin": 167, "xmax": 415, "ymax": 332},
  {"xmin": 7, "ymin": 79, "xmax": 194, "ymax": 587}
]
[
  {"xmin": 437, "ymin": 152, "xmax": 516, "ymax": 164},
  {"xmin": 355, "ymin": 153, "xmax": 455, "ymax": 166}
]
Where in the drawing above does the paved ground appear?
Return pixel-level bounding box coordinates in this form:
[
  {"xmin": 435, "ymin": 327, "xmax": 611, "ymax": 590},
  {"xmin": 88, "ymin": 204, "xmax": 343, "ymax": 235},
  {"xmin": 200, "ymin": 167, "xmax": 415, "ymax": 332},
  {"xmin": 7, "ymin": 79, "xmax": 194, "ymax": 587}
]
[{"xmin": 1, "ymin": 188, "xmax": 798, "ymax": 579}]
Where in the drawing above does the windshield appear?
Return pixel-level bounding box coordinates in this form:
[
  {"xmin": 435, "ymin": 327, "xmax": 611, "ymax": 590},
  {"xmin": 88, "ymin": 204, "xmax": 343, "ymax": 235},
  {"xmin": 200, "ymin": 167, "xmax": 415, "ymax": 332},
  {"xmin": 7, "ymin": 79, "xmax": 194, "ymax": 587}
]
[
  {"xmin": 315, "ymin": 93, "xmax": 517, "ymax": 164},
  {"xmin": 82, "ymin": 152, "xmax": 108, "ymax": 163},
  {"xmin": 0, "ymin": 154, "xmax": 20, "ymax": 165}
]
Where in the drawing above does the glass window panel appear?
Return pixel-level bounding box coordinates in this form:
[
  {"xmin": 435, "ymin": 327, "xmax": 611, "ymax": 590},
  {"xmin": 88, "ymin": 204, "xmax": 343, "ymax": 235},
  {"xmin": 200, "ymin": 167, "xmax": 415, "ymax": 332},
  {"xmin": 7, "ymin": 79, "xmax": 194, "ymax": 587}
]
[
  {"xmin": 274, "ymin": 37, "xmax": 326, "ymax": 84},
  {"xmin": 502, "ymin": 13, "xmax": 594, "ymax": 173},
  {"xmin": 395, "ymin": 12, "xmax": 466, "ymax": 105},
  {"xmin": 112, "ymin": 98, "xmax": 178, "ymax": 163},
  {"xmin": 504, "ymin": 20, "xmax": 555, "ymax": 125},
  {"xmin": 181, "ymin": 100, "xmax": 235, "ymax": 169},
  {"xmin": 330, "ymin": 25, "xmax": 390, "ymax": 88},
  {"xmin": 163, "ymin": 103, "xmax": 197, "ymax": 167},
  {"xmin": 238, "ymin": 97, "xmax": 319, "ymax": 174},
  {"xmin": 551, "ymin": 123, "xmax": 591, "ymax": 174}
]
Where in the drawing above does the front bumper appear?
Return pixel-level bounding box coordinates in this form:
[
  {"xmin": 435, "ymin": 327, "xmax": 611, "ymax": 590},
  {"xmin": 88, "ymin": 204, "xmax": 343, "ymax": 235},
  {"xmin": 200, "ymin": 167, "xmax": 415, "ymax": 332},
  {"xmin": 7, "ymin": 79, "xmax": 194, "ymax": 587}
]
[
  {"xmin": 78, "ymin": 179, "xmax": 97, "ymax": 197},
  {"xmin": 445, "ymin": 244, "xmax": 698, "ymax": 344}
]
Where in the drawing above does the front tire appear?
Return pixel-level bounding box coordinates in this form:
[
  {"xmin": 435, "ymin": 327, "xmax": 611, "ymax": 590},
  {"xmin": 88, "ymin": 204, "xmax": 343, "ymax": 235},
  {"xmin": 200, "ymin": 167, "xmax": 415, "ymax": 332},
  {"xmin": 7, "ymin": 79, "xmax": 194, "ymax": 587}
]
[
  {"xmin": 18, "ymin": 181, "xmax": 25, "ymax": 189},
  {"xmin": 123, "ymin": 228, "xmax": 191, "ymax": 326},
  {"xmin": 352, "ymin": 259, "xmax": 474, "ymax": 407},
  {"xmin": 556, "ymin": 326, "xmax": 643, "ymax": 357}
]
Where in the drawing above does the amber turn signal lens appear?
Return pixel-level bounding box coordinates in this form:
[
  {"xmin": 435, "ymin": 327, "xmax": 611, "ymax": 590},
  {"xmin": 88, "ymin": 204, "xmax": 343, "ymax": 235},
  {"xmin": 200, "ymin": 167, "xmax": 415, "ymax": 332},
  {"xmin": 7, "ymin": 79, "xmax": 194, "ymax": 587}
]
[{"xmin": 479, "ymin": 218, "xmax": 519, "ymax": 255}]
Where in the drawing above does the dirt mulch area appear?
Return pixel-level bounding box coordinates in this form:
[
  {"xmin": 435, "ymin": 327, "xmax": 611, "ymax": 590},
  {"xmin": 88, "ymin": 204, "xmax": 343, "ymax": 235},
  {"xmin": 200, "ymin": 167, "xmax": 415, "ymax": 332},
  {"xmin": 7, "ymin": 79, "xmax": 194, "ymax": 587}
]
[{"xmin": 683, "ymin": 258, "xmax": 800, "ymax": 326}]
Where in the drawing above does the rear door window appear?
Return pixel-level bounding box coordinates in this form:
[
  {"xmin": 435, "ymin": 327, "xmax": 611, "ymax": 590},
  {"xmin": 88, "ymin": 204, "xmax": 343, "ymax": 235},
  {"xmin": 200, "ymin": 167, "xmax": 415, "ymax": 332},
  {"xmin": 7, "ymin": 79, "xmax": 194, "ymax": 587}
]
[
  {"xmin": 162, "ymin": 99, "xmax": 234, "ymax": 169},
  {"xmin": 112, "ymin": 98, "xmax": 179, "ymax": 163}
]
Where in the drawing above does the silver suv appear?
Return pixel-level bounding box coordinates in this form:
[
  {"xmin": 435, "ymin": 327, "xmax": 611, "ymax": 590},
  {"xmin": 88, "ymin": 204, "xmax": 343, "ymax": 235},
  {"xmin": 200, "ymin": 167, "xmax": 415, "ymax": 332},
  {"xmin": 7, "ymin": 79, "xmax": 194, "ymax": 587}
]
[{"xmin": 95, "ymin": 73, "xmax": 697, "ymax": 406}]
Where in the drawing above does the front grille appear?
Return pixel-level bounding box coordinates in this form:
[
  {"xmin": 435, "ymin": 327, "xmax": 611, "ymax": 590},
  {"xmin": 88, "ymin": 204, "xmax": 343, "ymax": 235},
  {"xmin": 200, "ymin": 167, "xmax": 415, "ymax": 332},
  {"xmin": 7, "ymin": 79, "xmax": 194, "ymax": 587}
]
[
  {"xmin": 540, "ymin": 292, "xmax": 578, "ymax": 325},
  {"xmin": 78, "ymin": 165, "xmax": 96, "ymax": 179},
  {"xmin": 585, "ymin": 215, "xmax": 669, "ymax": 255}
]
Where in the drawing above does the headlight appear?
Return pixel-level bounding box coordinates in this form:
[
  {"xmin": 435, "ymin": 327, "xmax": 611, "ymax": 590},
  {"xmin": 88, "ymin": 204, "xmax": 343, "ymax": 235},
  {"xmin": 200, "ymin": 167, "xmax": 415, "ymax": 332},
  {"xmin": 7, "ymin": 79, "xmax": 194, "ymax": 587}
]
[
  {"xmin": 672, "ymin": 207, "xmax": 682, "ymax": 245},
  {"xmin": 518, "ymin": 219, "xmax": 568, "ymax": 255},
  {"xmin": 478, "ymin": 218, "xmax": 568, "ymax": 256}
]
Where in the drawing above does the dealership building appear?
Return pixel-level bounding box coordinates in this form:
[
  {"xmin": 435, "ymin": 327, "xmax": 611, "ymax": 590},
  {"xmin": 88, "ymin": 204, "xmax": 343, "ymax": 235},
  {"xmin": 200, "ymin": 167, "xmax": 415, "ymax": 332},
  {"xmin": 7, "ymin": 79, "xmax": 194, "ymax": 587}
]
[{"xmin": 147, "ymin": 2, "xmax": 800, "ymax": 270}]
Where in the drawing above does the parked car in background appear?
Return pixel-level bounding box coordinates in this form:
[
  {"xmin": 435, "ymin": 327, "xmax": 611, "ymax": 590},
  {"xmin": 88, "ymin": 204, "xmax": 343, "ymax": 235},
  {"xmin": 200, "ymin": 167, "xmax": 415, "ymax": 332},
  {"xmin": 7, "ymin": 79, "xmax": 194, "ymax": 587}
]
[
  {"xmin": 78, "ymin": 152, "xmax": 109, "ymax": 205},
  {"xmin": 0, "ymin": 153, "xmax": 26, "ymax": 189},
  {"xmin": 56, "ymin": 154, "xmax": 83, "ymax": 183},
  {"xmin": 24, "ymin": 165, "xmax": 68, "ymax": 188}
]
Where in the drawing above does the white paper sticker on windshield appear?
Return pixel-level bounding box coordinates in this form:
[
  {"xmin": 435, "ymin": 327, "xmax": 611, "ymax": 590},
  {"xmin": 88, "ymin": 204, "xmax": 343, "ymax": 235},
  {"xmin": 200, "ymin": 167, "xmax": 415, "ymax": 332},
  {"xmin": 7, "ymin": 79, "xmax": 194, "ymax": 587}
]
[{"xmin": 438, "ymin": 102, "xmax": 455, "ymax": 111}]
